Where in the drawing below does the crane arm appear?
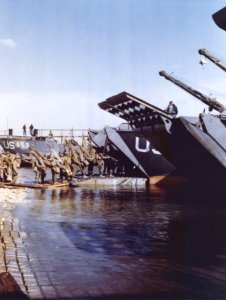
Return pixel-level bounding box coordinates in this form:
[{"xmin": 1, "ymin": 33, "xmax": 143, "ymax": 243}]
[
  {"xmin": 159, "ymin": 70, "xmax": 226, "ymax": 113},
  {"xmin": 199, "ymin": 48, "xmax": 226, "ymax": 72}
]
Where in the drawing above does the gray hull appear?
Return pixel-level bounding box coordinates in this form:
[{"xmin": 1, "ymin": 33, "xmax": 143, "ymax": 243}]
[{"xmin": 0, "ymin": 136, "xmax": 63, "ymax": 156}]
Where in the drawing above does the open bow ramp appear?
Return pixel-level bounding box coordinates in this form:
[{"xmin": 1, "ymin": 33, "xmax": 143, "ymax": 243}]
[{"xmin": 98, "ymin": 91, "xmax": 173, "ymax": 128}]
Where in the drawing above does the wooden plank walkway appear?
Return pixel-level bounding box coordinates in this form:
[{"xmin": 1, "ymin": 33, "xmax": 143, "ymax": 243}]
[{"xmin": 0, "ymin": 181, "xmax": 69, "ymax": 189}]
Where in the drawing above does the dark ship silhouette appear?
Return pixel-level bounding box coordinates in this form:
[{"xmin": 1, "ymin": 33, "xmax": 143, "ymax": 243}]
[
  {"xmin": 89, "ymin": 124, "xmax": 174, "ymax": 178},
  {"xmin": 98, "ymin": 48, "xmax": 226, "ymax": 190},
  {"xmin": 97, "ymin": 7, "xmax": 226, "ymax": 190}
]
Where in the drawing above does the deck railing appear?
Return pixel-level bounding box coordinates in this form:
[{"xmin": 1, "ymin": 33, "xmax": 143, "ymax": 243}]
[{"xmin": 0, "ymin": 128, "xmax": 90, "ymax": 145}]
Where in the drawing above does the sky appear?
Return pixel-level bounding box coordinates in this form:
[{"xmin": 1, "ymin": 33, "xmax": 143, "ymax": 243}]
[{"xmin": 0, "ymin": 0, "xmax": 226, "ymax": 135}]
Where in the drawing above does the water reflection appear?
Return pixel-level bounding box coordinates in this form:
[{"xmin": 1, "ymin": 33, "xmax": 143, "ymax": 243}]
[{"xmin": 13, "ymin": 170, "xmax": 226, "ymax": 298}]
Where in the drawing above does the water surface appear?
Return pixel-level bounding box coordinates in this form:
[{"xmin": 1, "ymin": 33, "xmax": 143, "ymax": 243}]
[{"xmin": 11, "ymin": 169, "xmax": 226, "ymax": 299}]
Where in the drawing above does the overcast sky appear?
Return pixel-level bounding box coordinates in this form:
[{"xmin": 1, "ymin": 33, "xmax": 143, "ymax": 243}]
[{"xmin": 0, "ymin": 0, "xmax": 226, "ymax": 134}]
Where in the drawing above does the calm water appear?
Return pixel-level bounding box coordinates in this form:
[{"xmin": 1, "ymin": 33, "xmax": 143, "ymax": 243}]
[{"xmin": 12, "ymin": 169, "xmax": 226, "ymax": 299}]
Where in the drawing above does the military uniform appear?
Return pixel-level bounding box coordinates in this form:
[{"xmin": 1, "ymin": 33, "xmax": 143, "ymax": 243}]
[
  {"xmin": 49, "ymin": 156, "xmax": 62, "ymax": 184},
  {"xmin": 4, "ymin": 153, "xmax": 15, "ymax": 182},
  {"xmin": 104, "ymin": 156, "xmax": 117, "ymax": 177},
  {"xmin": 95, "ymin": 152, "xmax": 105, "ymax": 177},
  {"xmin": 61, "ymin": 152, "xmax": 72, "ymax": 181},
  {"xmin": 78, "ymin": 151, "xmax": 89, "ymax": 177},
  {"xmin": 30, "ymin": 150, "xmax": 47, "ymax": 184},
  {"xmin": 71, "ymin": 150, "xmax": 82, "ymax": 177},
  {"xmin": 31, "ymin": 157, "xmax": 40, "ymax": 183},
  {"xmin": 0, "ymin": 155, "xmax": 6, "ymax": 181},
  {"xmin": 87, "ymin": 148, "xmax": 97, "ymax": 176},
  {"xmin": 12, "ymin": 155, "xmax": 21, "ymax": 183}
]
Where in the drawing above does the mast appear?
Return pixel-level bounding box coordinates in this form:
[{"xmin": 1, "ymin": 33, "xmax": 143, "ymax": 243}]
[
  {"xmin": 198, "ymin": 48, "xmax": 226, "ymax": 72},
  {"xmin": 159, "ymin": 70, "xmax": 226, "ymax": 113}
]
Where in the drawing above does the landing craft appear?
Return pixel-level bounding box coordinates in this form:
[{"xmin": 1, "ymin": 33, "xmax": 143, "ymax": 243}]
[
  {"xmin": 0, "ymin": 129, "xmax": 86, "ymax": 157},
  {"xmin": 89, "ymin": 124, "xmax": 175, "ymax": 178},
  {"xmin": 0, "ymin": 129, "xmax": 77, "ymax": 164},
  {"xmin": 98, "ymin": 7, "xmax": 226, "ymax": 192},
  {"xmin": 0, "ymin": 136, "xmax": 63, "ymax": 156},
  {"xmin": 98, "ymin": 88, "xmax": 226, "ymax": 191},
  {"xmin": 0, "ymin": 125, "xmax": 174, "ymax": 178}
]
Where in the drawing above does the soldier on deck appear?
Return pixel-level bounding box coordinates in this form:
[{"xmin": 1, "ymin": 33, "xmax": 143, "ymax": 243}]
[
  {"xmin": 29, "ymin": 124, "xmax": 34, "ymax": 136},
  {"xmin": 23, "ymin": 124, "xmax": 27, "ymax": 136},
  {"xmin": 165, "ymin": 101, "xmax": 178, "ymax": 116}
]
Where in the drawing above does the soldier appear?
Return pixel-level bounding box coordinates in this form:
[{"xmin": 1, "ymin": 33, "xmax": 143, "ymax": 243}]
[
  {"xmin": 4, "ymin": 152, "xmax": 15, "ymax": 182},
  {"xmin": 30, "ymin": 148, "xmax": 48, "ymax": 184},
  {"xmin": 61, "ymin": 151, "xmax": 72, "ymax": 181},
  {"xmin": 95, "ymin": 149, "xmax": 105, "ymax": 178},
  {"xmin": 12, "ymin": 155, "xmax": 22, "ymax": 183},
  {"xmin": 57, "ymin": 152, "xmax": 63, "ymax": 182},
  {"xmin": 49, "ymin": 130, "xmax": 53, "ymax": 137},
  {"xmin": 104, "ymin": 155, "xmax": 118, "ymax": 177},
  {"xmin": 81, "ymin": 133, "xmax": 87, "ymax": 149},
  {"xmin": 23, "ymin": 124, "xmax": 26, "ymax": 136},
  {"xmin": 0, "ymin": 154, "xmax": 6, "ymax": 181},
  {"xmin": 39, "ymin": 154, "xmax": 49, "ymax": 183},
  {"xmin": 80, "ymin": 138, "xmax": 97, "ymax": 177},
  {"xmin": 48, "ymin": 155, "xmax": 62, "ymax": 184},
  {"xmin": 87, "ymin": 147, "xmax": 97, "ymax": 176},
  {"xmin": 71, "ymin": 149, "xmax": 82, "ymax": 177},
  {"xmin": 31, "ymin": 155, "xmax": 40, "ymax": 183},
  {"xmin": 29, "ymin": 124, "xmax": 34, "ymax": 136},
  {"xmin": 78, "ymin": 150, "xmax": 89, "ymax": 178},
  {"xmin": 165, "ymin": 101, "xmax": 178, "ymax": 116},
  {"xmin": 65, "ymin": 139, "xmax": 82, "ymax": 178}
]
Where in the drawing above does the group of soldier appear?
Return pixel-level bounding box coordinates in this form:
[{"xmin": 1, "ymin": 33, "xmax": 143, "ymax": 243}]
[
  {"xmin": 0, "ymin": 136, "xmax": 121, "ymax": 185},
  {"xmin": 0, "ymin": 152, "xmax": 22, "ymax": 183},
  {"xmin": 28, "ymin": 138, "xmax": 118, "ymax": 184}
]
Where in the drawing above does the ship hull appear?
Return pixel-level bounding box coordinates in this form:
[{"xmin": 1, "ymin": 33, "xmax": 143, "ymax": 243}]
[
  {"xmin": 111, "ymin": 128, "xmax": 175, "ymax": 177},
  {"xmin": 0, "ymin": 136, "xmax": 63, "ymax": 156},
  {"xmin": 89, "ymin": 125, "xmax": 175, "ymax": 178},
  {"xmin": 135, "ymin": 116, "xmax": 226, "ymax": 192}
]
